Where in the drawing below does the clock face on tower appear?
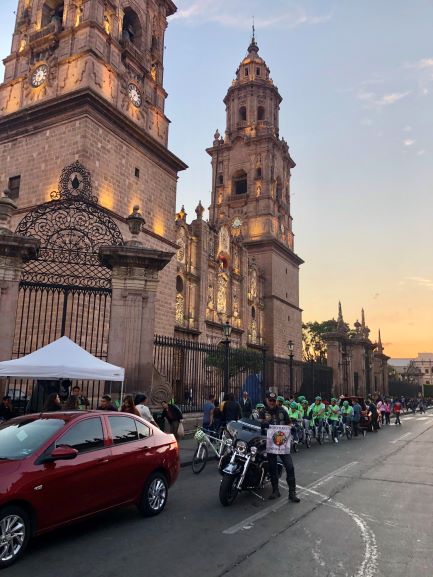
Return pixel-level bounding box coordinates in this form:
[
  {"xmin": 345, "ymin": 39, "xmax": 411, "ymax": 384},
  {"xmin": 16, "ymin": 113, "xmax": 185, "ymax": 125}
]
[
  {"xmin": 31, "ymin": 64, "xmax": 49, "ymax": 88},
  {"xmin": 128, "ymin": 83, "xmax": 142, "ymax": 108}
]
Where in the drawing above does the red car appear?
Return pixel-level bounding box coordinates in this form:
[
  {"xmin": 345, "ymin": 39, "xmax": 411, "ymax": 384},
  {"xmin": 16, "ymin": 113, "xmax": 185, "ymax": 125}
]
[{"xmin": 0, "ymin": 411, "xmax": 179, "ymax": 568}]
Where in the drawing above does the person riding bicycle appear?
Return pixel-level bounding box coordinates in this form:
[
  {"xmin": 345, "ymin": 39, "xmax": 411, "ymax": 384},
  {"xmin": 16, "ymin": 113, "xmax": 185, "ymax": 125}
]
[
  {"xmin": 328, "ymin": 398, "xmax": 341, "ymax": 444},
  {"xmin": 288, "ymin": 401, "xmax": 302, "ymax": 442},
  {"xmin": 309, "ymin": 396, "xmax": 326, "ymax": 438},
  {"xmin": 341, "ymin": 400, "xmax": 353, "ymax": 431},
  {"xmin": 252, "ymin": 402, "xmax": 265, "ymax": 420},
  {"xmin": 277, "ymin": 396, "xmax": 289, "ymax": 414}
]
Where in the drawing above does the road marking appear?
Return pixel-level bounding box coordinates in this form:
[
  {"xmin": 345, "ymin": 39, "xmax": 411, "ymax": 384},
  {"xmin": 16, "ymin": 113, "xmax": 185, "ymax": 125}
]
[
  {"xmin": 390, "ymin": 432, "xmax": 412, "ymax": 444},
  {"xmin": 222, "ymin": 461, "xmax": 358, "ymax": 535},
  {"xmin": 404, "ymin": 416, "xmax": 414, "ymax": 420},
  {"xmin": 417, "ymin": 417, "xmax": 428, "ymax": 421},
  {"xmin": 299, "ymin": 485, "xmax": 378, "ymax": 577}
]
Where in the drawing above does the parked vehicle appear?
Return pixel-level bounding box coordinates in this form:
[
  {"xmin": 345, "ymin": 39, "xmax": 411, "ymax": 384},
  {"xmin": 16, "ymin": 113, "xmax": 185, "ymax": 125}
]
[
  {"xmin": 218, "ymin": 419, "xmax": 283, "ymax": 506},
  {"xmin": 0, "ymin": 411, "xmax": 179, "ymax": 568}
]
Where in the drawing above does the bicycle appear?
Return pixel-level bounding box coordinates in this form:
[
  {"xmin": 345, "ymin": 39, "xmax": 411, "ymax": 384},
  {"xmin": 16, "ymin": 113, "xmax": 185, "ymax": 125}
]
[{"xmin": 192, "ymin": 427, "xmax": 231, "ymax": 474}]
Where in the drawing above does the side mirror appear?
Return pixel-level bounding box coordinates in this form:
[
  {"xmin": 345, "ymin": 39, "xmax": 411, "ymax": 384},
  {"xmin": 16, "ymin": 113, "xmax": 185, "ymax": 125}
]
[{"xmin": 40, "ymin": 445, "xmax": 78, "ymax": 464}]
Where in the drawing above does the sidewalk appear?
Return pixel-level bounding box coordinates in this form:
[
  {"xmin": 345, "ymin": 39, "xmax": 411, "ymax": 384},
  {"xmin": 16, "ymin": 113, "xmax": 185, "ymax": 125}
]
[{"xmin": 178, "ymin": 436, "xmax": 198, "ymax": 468}]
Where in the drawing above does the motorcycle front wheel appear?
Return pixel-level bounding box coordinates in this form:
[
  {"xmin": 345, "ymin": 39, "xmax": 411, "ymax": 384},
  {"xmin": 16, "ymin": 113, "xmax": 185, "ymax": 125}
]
[{"xmin": 219, "ymin": 474, "xmax": 240, "ymax": 506}]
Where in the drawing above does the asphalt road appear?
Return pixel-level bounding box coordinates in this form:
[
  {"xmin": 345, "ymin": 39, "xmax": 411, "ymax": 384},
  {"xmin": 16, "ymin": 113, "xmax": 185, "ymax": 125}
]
[{"xmin": 9, "ymin": 412, "xmax": 433, "ymax": 577}]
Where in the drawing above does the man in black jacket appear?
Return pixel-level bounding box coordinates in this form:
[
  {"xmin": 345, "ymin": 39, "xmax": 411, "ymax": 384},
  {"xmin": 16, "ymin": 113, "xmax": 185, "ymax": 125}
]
[
  {"xmin": 240, "ymin": 391, "xmax": 253, "ymax": 418},
  {"xmin": 259, "ymin": 392, "xmax": 300, "ymax": 502},
  {"xmin": 222, "ymin": 393, "xmax": 241, "ymax": 424}
]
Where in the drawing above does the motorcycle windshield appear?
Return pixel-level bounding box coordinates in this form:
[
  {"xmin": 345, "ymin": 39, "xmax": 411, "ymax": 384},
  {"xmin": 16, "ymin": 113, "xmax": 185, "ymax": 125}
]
[{"xmin": 227, "ymin": 419, "xmax": 266, "ymax": 443}]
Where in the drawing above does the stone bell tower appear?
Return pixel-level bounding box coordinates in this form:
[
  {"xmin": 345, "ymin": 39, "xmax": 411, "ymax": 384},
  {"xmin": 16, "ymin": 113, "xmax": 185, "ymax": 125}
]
[
  {"xmin": 0, "ymin": 0, "xmax": 186, "ymax": 391},
  {"xmin": 207, "ymin": 31, "xmax": 303, "ymax": 359}
]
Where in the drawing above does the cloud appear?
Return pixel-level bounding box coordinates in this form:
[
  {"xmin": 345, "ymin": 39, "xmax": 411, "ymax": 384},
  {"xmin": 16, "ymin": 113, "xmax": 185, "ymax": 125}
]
[
  {"xmin": 171, "ymin": 1, "xmax": 333, "ymax": 29},
  {"xmin": 356, "ymin": 89, "xmax": 411, "ymax": 109},
  {"xmin": 406, "ymin": 276, "xmax": 433, "ymax": 290},
  {"xmin": 416, "ymin": 58, "xmax": 433, "ymax": 70},
  {"xmin": 403, "ymin": 125, "xmax": 412, "ymax": 132},
  {"xmin": 403, "ymin": 139, "xmax": 415, "ymax": 146},
  {"xmin": 417, "ymin": 149, "xmax": 426, "ymax": 156}
]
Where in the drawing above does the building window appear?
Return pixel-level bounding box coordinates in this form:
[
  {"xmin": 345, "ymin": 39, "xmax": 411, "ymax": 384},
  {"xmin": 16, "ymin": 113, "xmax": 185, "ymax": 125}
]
[
  {"xmin": 122, "ymin": 8, "xmax": 142, "ymax": 45},
  {"xmin": 233, "ymin": 170, "xmax": 247, "ymax": 195},
  {"xmin": 251, "ymin": 306, "xmax": 256, "ymax": 320},
  {"xmin": 239, "ymin": 106, "xmax": 247, "ymax": 122},
  {"xmin": 257, "ymin": 106, "xmax": 265, "ymax": 121},
  {"xmin": 41, "ymin": 1, "xmax": 64, "ymax": 29},
  {"xmin": 217, "ymin": 174, "xmax": 224, "ymax": 185},
  {"xmin": 244, "ymin": 67, "xmax": 249, "ymax": 76},
  {"xmin": 135, "ymin": 167, "xmax": 140, "ymax": 178},
  {"xmin": 7, "ymin": 175, "xmax": 21, "ymax": 199},
  {"xmin": 256, "ymin": 67, "xmax": 261, "ymax": 76},
  {"xmin": 255, "ymin": 167, "xmax": 262, "ymax": 179}
]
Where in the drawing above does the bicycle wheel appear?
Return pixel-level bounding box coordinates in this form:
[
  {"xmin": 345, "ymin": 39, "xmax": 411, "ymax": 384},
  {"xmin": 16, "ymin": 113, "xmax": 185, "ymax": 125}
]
[
  {"xmin": 192, "ymin": 443, "xmax": 208, "ymax": 474},
  {"xmin": 346, "ymin": 426, "xmax": 353, "ymax": 440},
  {"xmin": 306, "ymin": 432, "xmax": 312, "ymax": 448}
]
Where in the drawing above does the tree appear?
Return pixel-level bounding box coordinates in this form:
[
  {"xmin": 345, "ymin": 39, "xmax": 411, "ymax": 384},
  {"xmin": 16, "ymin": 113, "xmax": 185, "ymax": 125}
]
[
  {"xmin": 302, "ymin": 319, "xmax": 349, "ymax": 362},
  {"xmin": 205, "ymin": 347, "xmax": 263, "ymax": 378}
]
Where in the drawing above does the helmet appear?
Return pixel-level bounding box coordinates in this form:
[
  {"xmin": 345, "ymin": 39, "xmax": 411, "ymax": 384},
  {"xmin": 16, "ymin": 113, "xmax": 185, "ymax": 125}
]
[
  {"xmin": 315, "ymin": 396, "xmax": 322, "ymax": 401},
  {"xmin": 343, "ymin": 400, "xmax": 349, "ymax": 407},
  {"xmin": 290, "ymin": 401, "xmax": 298, "ymax": 409},
  {"xmin": 283, "ymin": 400, "xmax": 290, "ymax": 406},
  {"xmin": 297, "ymin": 396, "xmax": 305, "ymax": 402},
  {"xmin": 331, "ymin": 398, "xmax": 337, "ymax": 403},
  {"xmin": 256, "ymin": 403, "xmax": 265, "ymax": 409},
  {"xmin": 277, "ymin": 395, "xmax": 285, "ymax": 402}
]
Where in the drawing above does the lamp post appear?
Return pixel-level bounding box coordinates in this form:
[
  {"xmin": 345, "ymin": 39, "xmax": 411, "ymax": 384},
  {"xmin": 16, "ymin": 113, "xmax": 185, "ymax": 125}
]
[
  {"xmin": 288, "ymin": 339, "xmax": 294, "ymax": 398},
  {"xmin": 222, "ymin": 321, "xmax": 232, "ymax": 396}
]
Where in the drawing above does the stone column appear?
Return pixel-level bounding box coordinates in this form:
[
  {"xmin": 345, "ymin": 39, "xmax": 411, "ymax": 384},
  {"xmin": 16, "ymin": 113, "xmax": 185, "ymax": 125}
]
[
  {"xmin": 0, "ymin": 195, "xmax": 39, "ymax": 361},
  {"xmin": 100, "ymin": 245, "xmax": 174, "ymax": 394}
]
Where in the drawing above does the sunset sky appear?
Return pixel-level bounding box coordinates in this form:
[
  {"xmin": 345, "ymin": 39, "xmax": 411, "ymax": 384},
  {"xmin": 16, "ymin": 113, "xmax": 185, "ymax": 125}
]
[{"xmin": 1, "ymin": 0, "xmax": 432, "ymax": 358}]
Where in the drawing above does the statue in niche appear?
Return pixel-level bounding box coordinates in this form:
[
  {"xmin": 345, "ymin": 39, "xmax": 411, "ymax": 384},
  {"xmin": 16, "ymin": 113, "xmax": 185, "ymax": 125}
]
[
  {"xmin": 175, "ymin": 293, "xmax": 184, "ymax": 326},
  {"xmin": 233, "ymin": 292, "xmax": 239, "ymax": 318},
  {"xmin": 256, "ymin": 184, "xmax": 261, "ymax": 197},
  {"xmin": 218, "ymin": 226, "xmax": 230, "ymax": 256},
  {"xmin": 249, "ymin": 269, "xmax": 257, "ymax": 299},
  {"xmin": 250, "ymin": 320, "xmax": 257, "ymax": 344},
  {"xmin": 233, "ymin": 245, "xmax": 240, "ymax": 273},
  {"xmin": 176, "ymin": 233, "xmax": 185, "ymax": 263},
  {"xmin": 217, "ymin": 275, "xmax": 228, "ymax": 314},
  {"xmin": 207, "ymin": 283, "xmax": 214, "ymax": 310}
]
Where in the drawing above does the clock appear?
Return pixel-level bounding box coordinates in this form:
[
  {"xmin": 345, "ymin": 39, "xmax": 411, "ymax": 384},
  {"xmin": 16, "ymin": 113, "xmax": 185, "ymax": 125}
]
[
  {"xmin": 128, "ymin": 83, "xmax": 142, "ymax": 108},
  {"xmin": 232, "ymin": 216, "xmax": 242, "ymax": 229},
  {"xmin": 31, "ymin": 64, "xmax": 48, "ymax": 88}
]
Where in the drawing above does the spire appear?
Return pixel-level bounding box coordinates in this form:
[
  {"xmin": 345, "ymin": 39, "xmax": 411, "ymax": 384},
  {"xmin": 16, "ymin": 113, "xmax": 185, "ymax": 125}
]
[
  {"xmin": 337, "ymin": 301, "xmax": 347, "ymax": 333},
  {"xmin": 248, "ymin": 18, "xmax": 259, "ymax": 54},
  {"xmin": 361, "ymin": 308, "xmax": 365, "ymax": 329},
  {"xmin": 377, "ymin": 330, "xmax": 384, "ymax": 353}
]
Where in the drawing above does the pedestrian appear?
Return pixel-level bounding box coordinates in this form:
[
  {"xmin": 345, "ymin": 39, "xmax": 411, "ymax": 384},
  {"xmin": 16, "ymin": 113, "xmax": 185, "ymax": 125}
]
[
  {"xmin": 121, "ymin": 394, "xmax": 140, "ymax": 415},
  {"xmin": 161, "ymin": 400, "xmax": 183, "ymax": 439},
  {"xmin": 377, "ymin": 398, "xmax": 386, "ymax": 425},
  {"xmin": 240, "ymin": 391, "xmax": 253, "ymax": 419},
  {"xmin": 0, "ymin": 396, "xmax": 15, "ymax": 421},
  {"xmin": 97, "ymin": 394, "xmax": 118, "ymax": 411},
  {"xmin": 384, "ymin": 399, "xmax": 391, "ymax": 425},
  {"xmin": 222, "ymin": 392, "xmax": 241, "ymax": 424},
  {"xmin": 351, "ymin": 398, "xmax": 362, "ymax": 436},
  {"xmin": 368, "ymin": 398, "xmax": 379, "ymax": 431},
  {"xmin": 259, "ymin": 392, "xmax": 300, "ymax": 503},
  {"xmin": 135, "ymin": 394, "xmax": 157, "ymax": 425},
  {"xmin": 43, "ymin": 393, "xmax": 62, "ymax": 412},
  {"xmin": 65, "ymin": 385, "xmax": 90, "ymax": 410},
  {"xmin": 393, "ymin": 399, "xmax": 402, "ymax": 425},
  {"xmin": 202, "ymin": 393, "xmax": 215, "ymax": 430}
]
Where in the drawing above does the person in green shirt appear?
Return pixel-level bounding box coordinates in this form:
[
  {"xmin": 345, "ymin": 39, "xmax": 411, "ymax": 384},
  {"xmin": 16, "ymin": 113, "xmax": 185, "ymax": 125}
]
[
  {"xmin": 309, "ymin": 396, "xmax": 326, "ymax": 438},
  {"xmin": 328, "ymin": 398, "xmax": 341, "ymax": 444},
  {"xmin": 341, "ymin": 400, "xmax": 353, "ymax": 428},
  {"xmin": 288, "ymin": 401, "xmax": 302, "ymax": 442}
]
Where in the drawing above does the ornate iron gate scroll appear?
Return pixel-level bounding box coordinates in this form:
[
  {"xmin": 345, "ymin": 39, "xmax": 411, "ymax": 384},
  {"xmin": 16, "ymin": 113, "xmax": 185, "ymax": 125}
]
[{"xmin": 13, "ymin": 161, "xmax": 124, "ymax": 360}]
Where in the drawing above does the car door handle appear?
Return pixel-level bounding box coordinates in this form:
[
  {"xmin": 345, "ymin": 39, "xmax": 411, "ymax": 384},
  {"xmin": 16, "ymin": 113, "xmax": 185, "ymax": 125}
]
[{"xmin": 97, "ymin": 458, "xmax": 109, "ymax": 464}]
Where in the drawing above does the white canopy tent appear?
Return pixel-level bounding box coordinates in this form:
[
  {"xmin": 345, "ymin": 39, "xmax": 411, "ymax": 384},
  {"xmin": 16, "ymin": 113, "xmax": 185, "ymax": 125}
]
[{"xmin": 0, "ymin": 336, "xmax": 124, "ymax": 397}]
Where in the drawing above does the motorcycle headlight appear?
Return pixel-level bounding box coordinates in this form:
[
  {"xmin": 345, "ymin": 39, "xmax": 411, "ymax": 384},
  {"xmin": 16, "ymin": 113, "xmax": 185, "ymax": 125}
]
[
  {"xmin": 225, "ymin": 438, "xmax": 233, "ymax": 447},
  {"xmin": 250, "ymin": 446, "xmax": 257, "ymax": 455},
  {"xmin": 235, "ymin": 440, "xmax": 248, "ymax": 454}
]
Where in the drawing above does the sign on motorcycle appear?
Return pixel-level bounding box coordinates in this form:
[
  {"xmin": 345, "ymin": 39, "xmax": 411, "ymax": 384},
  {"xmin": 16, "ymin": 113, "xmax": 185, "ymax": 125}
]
[{"xmin": 266, "ymin": 425, "xmax": 292, "ymax": 454}]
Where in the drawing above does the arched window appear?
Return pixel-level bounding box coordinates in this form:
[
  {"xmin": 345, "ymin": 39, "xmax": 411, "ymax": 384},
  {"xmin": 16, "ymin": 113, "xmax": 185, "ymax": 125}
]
[
  {"xmin": 176, "ymin": 276, "xmax": 184, "ymax": 293},
  {"xmin": 122, "ymin": 8, "xmax": 142, "ymax": 45},
  {"xmin": 217, "ymin": 174, "xmax": 224, "ymax": 185},
  {"xmin": 41, "ymin": 1, "xmax": 64, "ymax": 29},
  {"xmin": 255, "ymin": 167, "xmax": 262, "ymax": 179},
  {"xmin": 251, "ymin": 306, "xmax": 256, "ymax": 320},
  {"xmin": 233, "ymin": 170, "xmax": 247, "ymax": 195},
  {"xmin": 257, "ymin": 106, "xmax": 265, "ymax": 121},
  {"xmin": 239, "ymin": 106, "xmax": 247, "ymax": 122},
  {"xmin": 276, "ymin": 178, "xmax": 282, "ymax": 201}
]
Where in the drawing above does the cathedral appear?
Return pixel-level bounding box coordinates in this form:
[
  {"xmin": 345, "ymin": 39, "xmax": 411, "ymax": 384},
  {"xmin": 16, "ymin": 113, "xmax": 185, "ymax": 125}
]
[
  {"xmin": 175, "ymin": 34, "xmax": 303, "ymax": 359},
  {"xmin": 0, "ymin": 0, "xmax": 302, "ymax": 396}
]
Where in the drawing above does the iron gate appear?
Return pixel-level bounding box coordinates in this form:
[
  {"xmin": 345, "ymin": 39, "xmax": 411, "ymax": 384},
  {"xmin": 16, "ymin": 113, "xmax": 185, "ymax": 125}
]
[{"xmin": 9, "ymin": 162, "xmax": 124, "ymax": 409}]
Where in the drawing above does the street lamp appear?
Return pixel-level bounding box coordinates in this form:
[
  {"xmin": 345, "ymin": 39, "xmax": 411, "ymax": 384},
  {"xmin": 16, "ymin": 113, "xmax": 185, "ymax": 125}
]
[
  {"xmin": 288, "ymin": 339, "xmax": 294, "ymax": 398},
  {"xmin": 222, "ymin": 321, "xmax": 232, "ymax": 396}
]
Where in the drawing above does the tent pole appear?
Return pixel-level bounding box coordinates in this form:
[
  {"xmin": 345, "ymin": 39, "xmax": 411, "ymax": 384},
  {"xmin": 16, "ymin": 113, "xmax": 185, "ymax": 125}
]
[{"xmin": 120, "ymin": 381, "xmax": 124, "ymax": 404}]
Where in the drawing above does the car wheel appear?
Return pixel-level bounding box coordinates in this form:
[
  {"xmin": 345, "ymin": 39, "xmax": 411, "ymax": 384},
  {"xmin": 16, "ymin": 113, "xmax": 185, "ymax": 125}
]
[
  {"xmin": 0, "ymin": 506, "xmax": 30, "ymax": 568},
  {"xmin": 138, "ymin": 472, "xmax": 168, "ymax": 517}
]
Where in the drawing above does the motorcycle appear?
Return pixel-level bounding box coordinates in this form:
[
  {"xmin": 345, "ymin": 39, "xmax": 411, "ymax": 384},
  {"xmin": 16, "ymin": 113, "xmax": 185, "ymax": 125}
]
[{"xmin": 218, "ymin": 419, "xmax": 283, "ymax": 506}]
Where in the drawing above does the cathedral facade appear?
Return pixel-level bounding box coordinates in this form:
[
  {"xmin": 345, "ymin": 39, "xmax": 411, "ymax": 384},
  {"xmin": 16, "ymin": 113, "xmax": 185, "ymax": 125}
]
[
  {"xmin": 174, "ymin": 36, "xmax": 303, "ymax": 360},
  {"xmin": 0, "ymin": 0, "xmax": 302, "ymax": 395}
]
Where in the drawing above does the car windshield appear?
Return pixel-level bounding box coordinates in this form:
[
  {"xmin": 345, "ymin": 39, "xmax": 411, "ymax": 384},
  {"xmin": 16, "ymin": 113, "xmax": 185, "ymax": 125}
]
[{"xmin": 0, "ymin": 418, "xmax": 65, "ymax": 460}]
